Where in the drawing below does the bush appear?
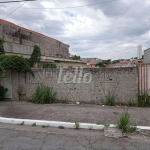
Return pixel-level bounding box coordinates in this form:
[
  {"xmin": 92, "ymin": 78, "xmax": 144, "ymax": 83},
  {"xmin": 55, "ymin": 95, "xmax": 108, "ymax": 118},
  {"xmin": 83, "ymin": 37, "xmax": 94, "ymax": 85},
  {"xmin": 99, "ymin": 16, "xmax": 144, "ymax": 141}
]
[
  {"xmin": 29, "ymin": 84, "xmax": 57, "ymax": 104},
  {"xmin": 0, "ymin": 55, "xmax": 34, "ymax": 77},
  {"xmin": 136, "ymin": 92, "xmax": 150, "ymax": 107},
  {"xmin": 43, "ymin": 62, "xmax": 57, "ymax": 69},
  {"xmin": 117, "ymin": 112, "xmax": 136, "ymax": 133},
  {"xmin": 0, "ymin": 85, "xmax": 7, "ymax": 100},
  {"xmin": 104, "ymin": 93, "xmax": 116, "ymax": 106}
]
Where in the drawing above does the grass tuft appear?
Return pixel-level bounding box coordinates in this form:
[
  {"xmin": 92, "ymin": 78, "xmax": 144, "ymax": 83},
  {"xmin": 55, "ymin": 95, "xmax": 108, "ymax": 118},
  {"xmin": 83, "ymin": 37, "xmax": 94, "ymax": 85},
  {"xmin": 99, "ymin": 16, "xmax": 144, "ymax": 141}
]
[
  {"xmin": 104, "ymin": 93, "xmax": 116, "ymax": 106},
  {"xmin": 74, "ymin": 121, "xmax": 80, "ymax": 129},
  {"xmin": 28, "ymin": 84, "xmax": 57, "ymax": 104},
  {"xmin": 136, "ymin": 92, "xmax": 150, "ymax": 107},
  {"xmin": 117, "ymin": 112, "xmax": 136, "ymax": 133}
]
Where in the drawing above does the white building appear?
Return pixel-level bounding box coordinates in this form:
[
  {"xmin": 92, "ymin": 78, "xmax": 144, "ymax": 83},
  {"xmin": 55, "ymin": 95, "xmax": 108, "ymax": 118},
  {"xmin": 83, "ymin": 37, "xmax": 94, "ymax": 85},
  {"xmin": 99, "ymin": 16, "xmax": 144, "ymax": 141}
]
[{"xmin": 137, "ymin": 45, "xmax": 142, "ymax": 59}]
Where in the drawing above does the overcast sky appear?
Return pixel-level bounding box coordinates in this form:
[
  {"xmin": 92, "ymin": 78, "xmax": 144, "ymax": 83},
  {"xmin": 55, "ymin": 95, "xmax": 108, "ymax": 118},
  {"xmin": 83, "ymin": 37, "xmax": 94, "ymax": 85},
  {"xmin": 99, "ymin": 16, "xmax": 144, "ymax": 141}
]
[{"xmin": 0, "ymin": 0, "xmax": 150, "ymax": 60}]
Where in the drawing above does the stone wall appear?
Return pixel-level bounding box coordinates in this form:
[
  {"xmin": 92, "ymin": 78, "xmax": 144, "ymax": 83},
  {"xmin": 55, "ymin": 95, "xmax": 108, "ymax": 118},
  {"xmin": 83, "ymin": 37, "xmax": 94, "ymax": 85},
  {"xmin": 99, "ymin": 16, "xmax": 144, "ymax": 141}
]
[
  {"xmin": 11, "ymin": 67, "xmax": 138, "ymax": 104},
  {"xmin": 0, "ymin": 19, "xmax": 69, "ymax": 58}
]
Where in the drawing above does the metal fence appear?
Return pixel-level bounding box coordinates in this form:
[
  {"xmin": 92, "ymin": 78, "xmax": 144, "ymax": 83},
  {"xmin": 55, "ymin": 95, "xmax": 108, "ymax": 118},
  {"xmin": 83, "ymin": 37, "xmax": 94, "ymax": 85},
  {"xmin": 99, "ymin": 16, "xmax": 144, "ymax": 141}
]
[{"xmin": 138, "ymin": 64, "xmax": 149, "ymax": 94}]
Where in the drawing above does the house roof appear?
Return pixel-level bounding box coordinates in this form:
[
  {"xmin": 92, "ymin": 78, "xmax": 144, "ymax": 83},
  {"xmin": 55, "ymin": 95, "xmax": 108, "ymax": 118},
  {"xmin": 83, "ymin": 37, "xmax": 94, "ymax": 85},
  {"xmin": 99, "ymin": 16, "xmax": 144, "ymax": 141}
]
[
  {"xmin": 0, "ymin": 19, "xmax": 69, "ymax": 47},
  {"xmin": 114, "ymin": 61, "xmax": 129, "ymax": 65},
  {"xmin": 41, "ymin": 56, "xmax": 86, "ymax": 64}
]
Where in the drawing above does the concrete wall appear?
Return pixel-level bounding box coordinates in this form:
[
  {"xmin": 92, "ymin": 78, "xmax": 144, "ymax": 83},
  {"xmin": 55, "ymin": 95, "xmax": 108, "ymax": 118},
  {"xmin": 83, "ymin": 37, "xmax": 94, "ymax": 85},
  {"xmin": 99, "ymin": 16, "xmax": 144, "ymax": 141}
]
[
  {"xmin": 144, "ymin": 49, "xmax": 150, "ymax": 63},
  {"xmin": 0, "ymin": 20, "xmax": 69, "ymax": 59},
  {"xmin": 9, "ymin": 67, "xmax": 138, "ymax": 104}
]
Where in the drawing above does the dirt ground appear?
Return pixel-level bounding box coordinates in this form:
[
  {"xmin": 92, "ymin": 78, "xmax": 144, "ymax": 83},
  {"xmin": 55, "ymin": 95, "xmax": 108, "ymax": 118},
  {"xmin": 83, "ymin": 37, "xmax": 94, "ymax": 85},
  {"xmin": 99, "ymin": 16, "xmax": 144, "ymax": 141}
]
[{"xmin": 0, "ymin": 100, "xmax": 150, "ymax": 126}]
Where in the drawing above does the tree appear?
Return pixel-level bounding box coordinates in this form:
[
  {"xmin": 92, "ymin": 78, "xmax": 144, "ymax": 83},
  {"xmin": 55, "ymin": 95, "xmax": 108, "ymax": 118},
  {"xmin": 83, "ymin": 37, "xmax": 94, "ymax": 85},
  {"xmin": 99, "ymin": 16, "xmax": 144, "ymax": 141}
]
[
  {"xmin": 96, "ymin": 59, "xmax": 111, "ymax": 67},
  {"xmin": 70, "ymin": 55, "xmax": 81, "ymax": 60},
  {"xmin": 29, "ymin": 45, "xmax": 41, "ymax": 67},
  {"xmin": 0, "ymin": 38, "xmax": 5, "ymax": 55}
]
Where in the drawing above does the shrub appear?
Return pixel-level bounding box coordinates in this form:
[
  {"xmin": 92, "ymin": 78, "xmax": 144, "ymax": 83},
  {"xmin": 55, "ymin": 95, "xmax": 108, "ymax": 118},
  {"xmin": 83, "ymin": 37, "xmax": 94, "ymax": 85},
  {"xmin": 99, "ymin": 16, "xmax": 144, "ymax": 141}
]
[
  {"xmin": 29, "ymin": 84, "xmax": 57, "ymax": 104},
  {"xmin": 104, "ymin": 93, "xmax": 116, "ymax": 106},
  {"xmin": 0, "ymin": 85, "xmax": 7, "ymax": 100},
  {"xmin": 117, "ymin": 112, "xmax": 136, "ymax": 133},
  {"xmin": 136, "ymin": 92, "xmax": 150, "ymax": 107},
  {"xmin": 29, "ymin": 45, "xmax": 41, "ymax": 67},
  {"xmin": 43, "ymin": 62, "xmax": 57, "ymax": 69}
]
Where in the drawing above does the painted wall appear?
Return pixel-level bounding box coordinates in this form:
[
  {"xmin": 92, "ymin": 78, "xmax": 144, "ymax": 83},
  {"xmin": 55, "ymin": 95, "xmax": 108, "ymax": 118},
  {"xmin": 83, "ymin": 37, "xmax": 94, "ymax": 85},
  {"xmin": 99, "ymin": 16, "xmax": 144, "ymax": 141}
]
[{"xmin": 8, "ymin": 67, "xmax": 138, "ymax": 104}]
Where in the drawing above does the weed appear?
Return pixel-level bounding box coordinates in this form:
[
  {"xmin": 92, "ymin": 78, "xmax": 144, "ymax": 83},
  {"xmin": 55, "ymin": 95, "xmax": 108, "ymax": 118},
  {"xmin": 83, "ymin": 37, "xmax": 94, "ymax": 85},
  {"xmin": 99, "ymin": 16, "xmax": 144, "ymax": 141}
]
[
  {"xmin": 127, "ymin": 99, "xmax": 137, "ymax": 107},
  {"xmin": 136, "ymin": 92, "xmax": 150, "ymax": 107},
  {"xmin": 104, "ymin": 93, "xmax": 116, "ymax": 106},
  {"xmin": 61, "ymin": 99, "xmax": 69, "ymax": 104},
  {"xmin": 117, "ymin": 112, "xmax": 136, "ymax": 133},
  {"xmin": 74, "ymin": 121, "xmax": 80, "ymax": 129},
  {"xmin": 42, "ymin": 125, "xmax": 49, "ymax": 128},
  {"xmin": 59, "ymin": 126, "xmax": 65, "ymax": 129},
  {"xmin": 89, "ymin": 125, "xmax": 93, "ymax": 130},
  {"xmin": 20, "ymin": 121, "xmax": 24, "ymax": 126},
  {"xmin": 32, "ymin": 123, "xmax": 37, "ymax": 127},
  {"xmin": 29, "ymin": 84, "xmax": 57, "ymax": 104}
]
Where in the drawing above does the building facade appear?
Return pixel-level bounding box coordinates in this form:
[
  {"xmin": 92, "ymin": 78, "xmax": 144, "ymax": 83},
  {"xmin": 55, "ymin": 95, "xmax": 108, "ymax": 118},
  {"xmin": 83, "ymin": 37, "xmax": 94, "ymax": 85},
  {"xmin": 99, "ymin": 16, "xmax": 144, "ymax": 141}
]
[
  {"xmin": 137, "ymin": 45, "xmax": 142, "ymax": 59},
  {"xmin": 144, "ymin": 48, "xmax": 150, "ymax": 63},
  {"xmin": 0, "ymin": 19, "xmax": 69, "ymax": 59}
]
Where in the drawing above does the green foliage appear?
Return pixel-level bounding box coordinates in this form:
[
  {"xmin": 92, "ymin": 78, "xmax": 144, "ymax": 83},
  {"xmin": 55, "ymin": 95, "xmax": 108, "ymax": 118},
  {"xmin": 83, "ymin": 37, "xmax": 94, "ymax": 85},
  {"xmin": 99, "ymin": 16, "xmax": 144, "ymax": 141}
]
[
  {"xmin": 0, "ymin": 38, "xmax": 5, "ymax": 55},
  {"xmin": 96, "ymin": 59, "xmax": 111, "ymax": 67},
  {"xmin": 136, "ymin": 92, "xmax": 150, "ymax": 107},
  {"xmin": 32, "ymin": 123, "xmax": 37, "ymax": 127},
  {"xmin": 74, "ymin": 121, "xmax": 80, "ymax": 129},
  {"xmin": 70, "ymin": 55, "xmax": 81, "ymax": 60},
  {"xmin": 29, "ymin": 84, "xmax": 57, "ymax": 104},
  {"xmin": 104, "ymin": 93, "xmax": 116, "ymax": 106},
  {"xmin": 127, "ymin": 99, "xmax": 137, "ymax": 107},
  {"xmin": 117, "ymin": 112, "xmax": 136, "ymax": 133},
  {"xmin": 43, "ymin": 62, "xmax": 57, "ymax": 69},
  {"xmin": 29, "ymin": 45, "xmax": 41, "ymax": 67},
  {"xmin": 20, "ymin": 121, "xmax": 25, "ymax": 126},
  {"xmin": 59, "ymin": 126, "xmax": 65, "ymax": 129},
  {"xmin": 0, "ymin": 85, "xmax": 7, "ymax": 100},
  {"xmin": 0, "ymin": 55, "xmax": 34, "ymax": 77}
]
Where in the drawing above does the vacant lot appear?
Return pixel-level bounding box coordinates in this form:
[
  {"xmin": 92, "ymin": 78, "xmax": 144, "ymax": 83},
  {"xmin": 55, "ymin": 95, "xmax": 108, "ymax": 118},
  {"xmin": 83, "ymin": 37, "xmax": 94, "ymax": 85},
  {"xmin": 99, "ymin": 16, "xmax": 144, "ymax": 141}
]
[{"xmin": 0, "ymin": 101, "xmax": 150, "ymax": 126}]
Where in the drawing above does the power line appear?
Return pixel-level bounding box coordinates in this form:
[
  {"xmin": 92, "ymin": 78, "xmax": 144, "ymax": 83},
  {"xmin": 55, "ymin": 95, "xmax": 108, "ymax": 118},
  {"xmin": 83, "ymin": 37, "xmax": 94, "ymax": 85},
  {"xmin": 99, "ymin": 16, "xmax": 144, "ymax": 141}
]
[
  {"xmin": 3, "ymin": 1, "xmax": 27, "ymax": 19},
  {"xmin": 1, "ymin": 0, "xmax": 118, "ymax": 9},
  {"xmin": 0, "ymin": 0, "xmax": 37, "ymax": 3}
]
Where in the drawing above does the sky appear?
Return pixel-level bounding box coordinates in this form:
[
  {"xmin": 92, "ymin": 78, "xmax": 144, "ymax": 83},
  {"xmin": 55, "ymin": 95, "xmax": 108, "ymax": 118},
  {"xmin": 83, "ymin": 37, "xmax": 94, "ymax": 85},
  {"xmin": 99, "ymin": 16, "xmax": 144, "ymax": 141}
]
[{"xmin": 0, "ymin": 0, "xmax": 150, "ymax": 60}]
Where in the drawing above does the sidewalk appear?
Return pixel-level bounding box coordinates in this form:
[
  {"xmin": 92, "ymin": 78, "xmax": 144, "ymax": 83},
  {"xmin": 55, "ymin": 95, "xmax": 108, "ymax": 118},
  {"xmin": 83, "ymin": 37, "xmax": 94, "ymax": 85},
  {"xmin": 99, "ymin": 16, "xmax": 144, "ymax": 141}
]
[{"xmin": 0, "ymin": 101, "xmax": 150, "ymax": 126}]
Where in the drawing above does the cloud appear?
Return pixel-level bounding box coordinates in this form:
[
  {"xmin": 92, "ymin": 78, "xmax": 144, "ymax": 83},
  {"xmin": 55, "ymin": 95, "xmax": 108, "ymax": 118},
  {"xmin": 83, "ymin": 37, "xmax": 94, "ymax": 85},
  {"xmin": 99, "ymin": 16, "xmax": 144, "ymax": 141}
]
[{"xmin": 0, "ymin": 0, "xmax": 150, "ymax": 59}]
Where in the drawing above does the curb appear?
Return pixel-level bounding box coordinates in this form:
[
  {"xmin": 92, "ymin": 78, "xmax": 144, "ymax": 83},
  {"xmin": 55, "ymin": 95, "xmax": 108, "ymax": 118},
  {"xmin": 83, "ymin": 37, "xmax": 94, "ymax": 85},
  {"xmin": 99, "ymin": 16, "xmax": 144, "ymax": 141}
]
[{"xmin": 0, "ymin": 117, "xmax": 150, "ymax": 130}]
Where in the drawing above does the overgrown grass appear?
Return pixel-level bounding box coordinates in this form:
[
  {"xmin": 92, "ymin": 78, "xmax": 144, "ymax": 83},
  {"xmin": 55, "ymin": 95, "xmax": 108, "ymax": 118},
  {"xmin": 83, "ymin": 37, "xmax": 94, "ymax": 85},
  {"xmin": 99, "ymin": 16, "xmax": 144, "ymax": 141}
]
[
  {"xmin": 117, "ymin": 112, "xmax": 136, "ymax": 133},
  {"xmin": 104, "ymin": 93, "xmax": 116, "ymax": 106},
  {"xmin": 29, "ymin": 84, "xmax": 57, "ymax": 104},
  {"xmin": 136, "ymin": 92, "xmax": 150, "ymax": 107}
]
